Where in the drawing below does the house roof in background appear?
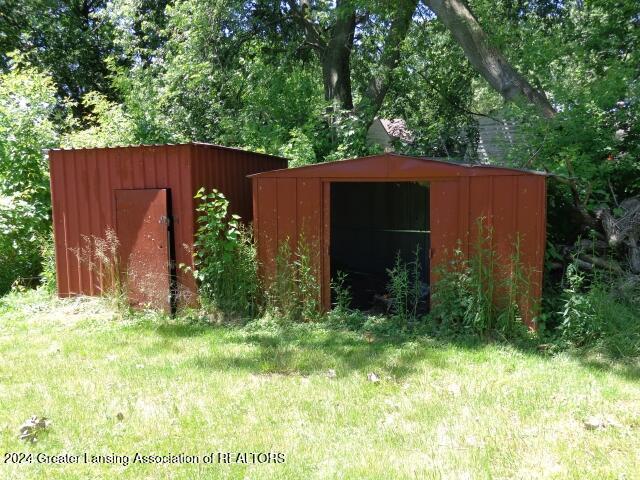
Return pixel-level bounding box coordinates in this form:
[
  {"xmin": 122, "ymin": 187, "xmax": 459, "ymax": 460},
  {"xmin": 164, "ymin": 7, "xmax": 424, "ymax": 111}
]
[{"xmin": 377, "ymin": 118, "xmax": 415, "ymax": 143}]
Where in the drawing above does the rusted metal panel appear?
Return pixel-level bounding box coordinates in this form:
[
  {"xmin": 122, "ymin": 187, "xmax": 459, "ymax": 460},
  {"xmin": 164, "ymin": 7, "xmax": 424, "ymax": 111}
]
[
  {"xmin": 75, "ymin": 148, "xmax": 91, "ymax": 293},
  {"xmin": 457, "ymin": 177, "xmax": 470, "ymax": 259},
  {"xmin": 322, "ymin": 181, "xmax": 331, "ymax": 310},
  {"xmin": 174, "ymin": 145, "xmax": 194, "ymax": 296},
  {"xmin": 251, "ymin": 153, "xmax": 547, "ymax": 327},
  {"xmin": 49, "ymin": 151, "xmax": 67, "ymax": 295},
  {"xmin": 296, "ymin": 178, "xmax": 321, "ymax": 241},
  {"xmin": 492, "ymin": 176, "xmax": 517, "ymax": 266},
  {"xmin": 115, "ymin": 189, "xmax": 171, "ymax": 310},
  {"xmin": 468, "ymin": 176, "xmax": 492, "ymax": 250},
  {"xmin": 191, "ymin": 144, "xmax": 287, "ymax": 223},
  {"xmin": 255, "ymin": 178, "xmax": 278, "ymax": 281},
  {"xmin": 276, "ymin": 178, "xmax": 298, "ymax": 247},
  {"xmin": 86, "ymin": 148, "xmax": 100, "ymax": 294},
  {"xmin": 49, "ymin": 143, "xmax": 286, "ymax": 307},
  {"xmin": 67, "ymin": 150, "xmax": 81, "ymax": 295},
  {"xmin": 515, "ymin": 175, "xmax": 547, "ymax": 327},
  {"xmin": 297, "ymin": 178, "xmax": 322, "ymax": 291},
  {"xmin": 430, "ymin": 180, "xmax": 461, "ymax": 270},
  {"xmin": 190, "ymin": 145, "xmax": 286, "ymax": 286}
]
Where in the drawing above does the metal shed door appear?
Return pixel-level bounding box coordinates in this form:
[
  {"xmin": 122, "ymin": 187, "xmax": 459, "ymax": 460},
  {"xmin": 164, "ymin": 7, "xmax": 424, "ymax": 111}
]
[{"xmin": 115, "ymin": 189, "xmax": 172, "ymax": 311}]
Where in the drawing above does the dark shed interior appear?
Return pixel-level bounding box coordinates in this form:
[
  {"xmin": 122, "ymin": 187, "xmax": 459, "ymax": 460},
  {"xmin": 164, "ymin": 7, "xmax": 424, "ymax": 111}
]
[{"xmin": 330, "ymin": 182, "xmax": 430, "ymax": 312}]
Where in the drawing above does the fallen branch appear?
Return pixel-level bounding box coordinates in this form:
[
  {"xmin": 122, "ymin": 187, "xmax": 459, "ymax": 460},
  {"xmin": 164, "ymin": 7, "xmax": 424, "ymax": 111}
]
[
  {"xmin": 577, "ymin": 253, "xmax": 623, "ymax": 273},
  {"xmin": 573, "ymin": 258, "xmax": 595, "ymax": 271}
]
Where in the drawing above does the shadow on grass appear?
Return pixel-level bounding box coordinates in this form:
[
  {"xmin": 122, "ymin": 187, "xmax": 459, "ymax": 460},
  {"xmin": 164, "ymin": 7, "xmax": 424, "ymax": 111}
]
[
  {"xmin": 129, "ymin": 317, "xmax": 457, "ymax": 378},
  {"xmin": 153, "ymin": 323, "xmax": 212, "ymax": 338},
  {"xmin": 127, "ymin": 314, "xmax": 640, "ymax": 382},
  {"xmin": 571, "ymin": 352, "xmax": 640, "ymax": 382},
  {"xmin": 211, "ymin": 327, "xmax": 455, "ymax": 378}
]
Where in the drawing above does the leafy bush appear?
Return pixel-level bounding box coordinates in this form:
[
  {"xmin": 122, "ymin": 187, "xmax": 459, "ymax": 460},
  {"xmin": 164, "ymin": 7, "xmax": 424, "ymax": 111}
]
[
  {"xmin": 558, "ymin": 265, "xmax": 640, "ymax": 358},
  {"xmin": 186, "ymin": 188, "xmax": 259, "ymax": 319},
  {"xmin": 278, "ymin": 128, "xmax": 317, "ymax": 167},
  {"xmin": 61, "ymin": 92, "xmax": 140, "ymax": 148},
  {"xmin": 39, "ymin": 229, "xmax": 57, "ymax": 295},
  {"xmin": 558, "ymin": 264, "xmax": 598, "ymax": 345},
  {"xmin": 0, "ymin": 58, "xmax": 60, "ymax": 294},
  {"xmin": 0, "ymin": 199, "xmax": 46, "ymax": 293}
]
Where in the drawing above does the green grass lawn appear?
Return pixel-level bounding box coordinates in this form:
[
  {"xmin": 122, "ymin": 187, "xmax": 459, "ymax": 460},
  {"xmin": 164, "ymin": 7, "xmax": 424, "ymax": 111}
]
[{"xmin": 1, "ymin": 290, "xmax": 639, "ymax": 479}]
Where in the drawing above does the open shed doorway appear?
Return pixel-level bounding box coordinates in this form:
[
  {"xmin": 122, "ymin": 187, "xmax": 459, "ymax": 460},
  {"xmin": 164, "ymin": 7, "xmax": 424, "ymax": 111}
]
[{"xmin": 330, "ymin": 181, "xmax": 430, "ymax": 313}]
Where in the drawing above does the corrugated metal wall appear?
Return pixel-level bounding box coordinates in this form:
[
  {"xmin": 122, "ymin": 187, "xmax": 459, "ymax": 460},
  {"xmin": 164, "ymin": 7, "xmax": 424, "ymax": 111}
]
[
  {"xmin": 430, "ymin": 175, "xmax": 546, "ymax": 322},
  {"xmin": 50, "ymin": 143, "xmax": 286, "ymax": 302},
  {"xmin": 50, "ymin": 144, "xmax": 194, "ymax": 298},
  {"xmin": 191, "ymin": 144, "xmax": 287, "ymax": 222},
  {"xmin": 251, "ymin": 154, "xmax": 546, "ymax": 326},
  {"xmin": 254, "ymin": 177, "xmax": 323, "ymax": 286}
]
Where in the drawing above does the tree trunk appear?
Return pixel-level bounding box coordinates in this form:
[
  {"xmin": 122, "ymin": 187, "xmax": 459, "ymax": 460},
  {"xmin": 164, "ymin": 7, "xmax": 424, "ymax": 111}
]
[
  {"xmin": 321, "ymin": 3, "xmax": 356, "ymax": 110},
  {"xmin": 425, "ymin": 0, "xmax": 556, "ymax": 118},
  {"xmin": 287, "ymin": 0, "xmax": 356, "ymax": 110}
]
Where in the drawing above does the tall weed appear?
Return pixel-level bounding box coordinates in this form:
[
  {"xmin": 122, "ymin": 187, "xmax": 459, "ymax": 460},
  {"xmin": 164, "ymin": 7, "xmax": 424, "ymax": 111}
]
[
  {"xmin": 559, "ymin": 264, "xmax": 640, "ymax": 358},
  {"xmin": 266, "ymin": 235, "xmax": 321, "ymax": 322},
  {"xmin": 386, "ymin": 246, "xmax": 423, "ymax": 323},
  {"xmin": 428, "ymin": 220, "xmax": 529, "ymax": 338},
  {"xmin": 331, "ymin": 270, "xmax": 352, "ymax": 313},
  {"xmin": 39, "ymin": 229, "xmax": 57, "ymax": 295},
  {"xmin": 73, "ymin": 227, "xmax": 128, "ymax": 311}
]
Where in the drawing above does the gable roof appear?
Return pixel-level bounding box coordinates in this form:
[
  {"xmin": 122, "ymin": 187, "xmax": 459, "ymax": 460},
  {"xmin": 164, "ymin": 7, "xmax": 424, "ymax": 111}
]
[{"xmin": 249, "ymin": 152, "xmax": 546, "ymax": 179}]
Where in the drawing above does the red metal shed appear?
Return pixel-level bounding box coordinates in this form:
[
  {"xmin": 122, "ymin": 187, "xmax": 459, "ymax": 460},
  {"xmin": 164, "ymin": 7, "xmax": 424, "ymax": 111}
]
[
  {"xmin": 250, "ymin": 153, "xmax": 547, "ymax": 327},
  {"xmin": 49, "ymin": 143, "xmax": 286, "ymax": 310}
]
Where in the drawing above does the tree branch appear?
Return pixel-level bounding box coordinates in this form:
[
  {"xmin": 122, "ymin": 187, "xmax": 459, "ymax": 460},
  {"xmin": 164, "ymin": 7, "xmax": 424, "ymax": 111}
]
[
  {"xmin": 425, "ymin": 0, "xmax": 556, "ymax": 119},
  {"xmin": 357, "ymin": 0, "xmax": 418, "ymax": 123},
  {"xmin": 416, "ymin": 70, "xmax": 501, "ymax": 122},
  {"xmin": 286, "ymin": 0, "xmax": 327, "ymax": 52}
]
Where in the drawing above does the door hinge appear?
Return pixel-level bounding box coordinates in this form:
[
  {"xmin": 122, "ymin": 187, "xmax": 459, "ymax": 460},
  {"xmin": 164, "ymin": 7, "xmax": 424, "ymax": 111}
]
[{"xmin": 159, "ymin": 215, "xmax": 172, "ymax": 226}]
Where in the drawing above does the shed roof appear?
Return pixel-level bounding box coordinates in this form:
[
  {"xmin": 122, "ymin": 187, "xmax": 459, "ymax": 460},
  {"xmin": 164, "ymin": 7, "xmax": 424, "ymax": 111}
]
[
  {"xmin": 48, "ymin": 142, "xmax": 287, "ymax": 162},
  {"xmin": 249, "ymin": 153, "xmax": 546, "ymax": 179}
]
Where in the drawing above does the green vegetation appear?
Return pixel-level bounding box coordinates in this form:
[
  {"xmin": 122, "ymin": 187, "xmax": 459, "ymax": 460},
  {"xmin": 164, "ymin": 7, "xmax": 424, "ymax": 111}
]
[
  {"xmin": 558, "ymin": 265, "xmax": 640, "ymax": 359},
  {"xmin": 0, "ymin": 289, "xmax": 639, "ymax": 479},
  {"xmin": 1, "ymin": 0, "xmax": 639, "ymax": 329},
  {"xmin": 185, "ymin": 188, "xmax": 260, "ymax": 319},
  {"xmin": 182, "ymin": 190, "xmax": 639, "ymax": 358},
  {"xmin": 0, "ymin": 60, "xmax": 60, "ymax": 294},
  {"xmin": 264, "ymin": 237, "xmax": 321, "ymax": 323},
  {"xmin": 385, "ymin": 248, "xmax": 424, "ymax": 324},
  {"xmin": 427, "ymin": 223, "xmax": 529, "ymax": 339},
  {"xmin": 186, "ymin": 190, "xmax": 322, "ymax": 322}
]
